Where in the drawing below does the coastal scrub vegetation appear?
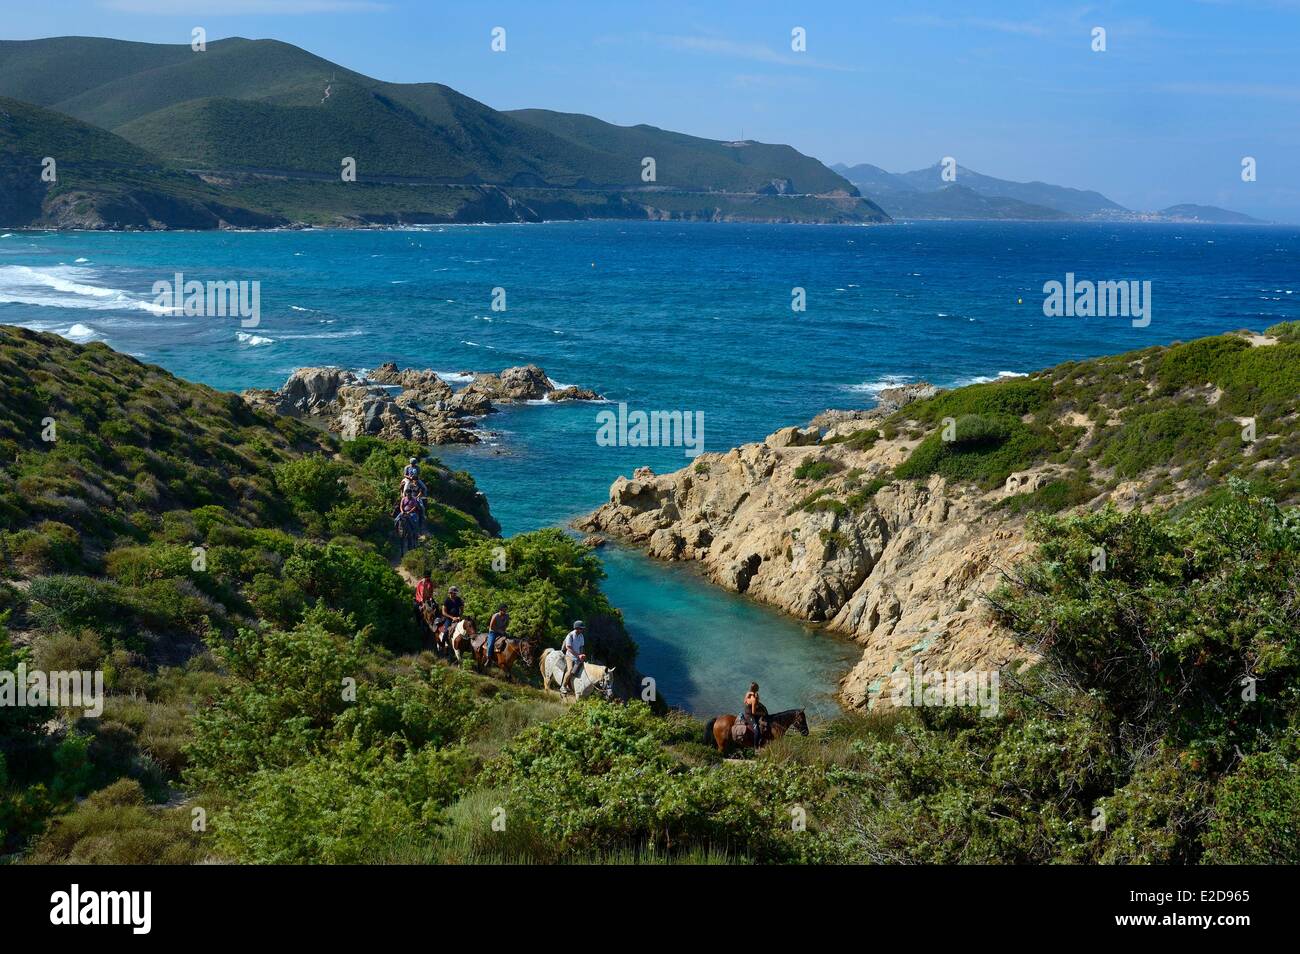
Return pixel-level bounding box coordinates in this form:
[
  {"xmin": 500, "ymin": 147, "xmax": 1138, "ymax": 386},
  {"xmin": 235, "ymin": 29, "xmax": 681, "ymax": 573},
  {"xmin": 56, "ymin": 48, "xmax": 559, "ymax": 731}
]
[
  {"xmin": 889, "ymin": 327, "xmax": 1300, "ymax": 506},
  {"xmin": 3, "ymin": 325, "xmax": 1297, "ymax": 864}
]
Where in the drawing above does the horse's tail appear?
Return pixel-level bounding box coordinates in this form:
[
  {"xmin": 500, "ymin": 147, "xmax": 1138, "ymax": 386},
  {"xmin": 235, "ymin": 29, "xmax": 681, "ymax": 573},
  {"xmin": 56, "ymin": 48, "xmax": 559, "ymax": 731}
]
[{"xmin": 704, "ymin": 718, "xmax": 716, "ymax": 747}]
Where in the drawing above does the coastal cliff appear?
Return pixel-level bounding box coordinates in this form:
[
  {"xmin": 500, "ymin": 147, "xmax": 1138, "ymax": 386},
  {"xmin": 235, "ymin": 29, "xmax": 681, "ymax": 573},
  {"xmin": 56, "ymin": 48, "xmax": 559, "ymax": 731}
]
[
  {"xmin": 579, "ymin": 327, "xmax": 1300, "ymax": 708},
  {"xmin": 577, "ymin": 396, "xmax": 1036, "ymax": 709}
]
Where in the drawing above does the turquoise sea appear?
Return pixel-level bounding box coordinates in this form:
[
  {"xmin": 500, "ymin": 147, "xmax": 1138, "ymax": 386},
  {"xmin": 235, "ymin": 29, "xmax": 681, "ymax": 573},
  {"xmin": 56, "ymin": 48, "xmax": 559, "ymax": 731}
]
[{"xmin": 3, "ymin": 220, "xmax": 1298, "ymax": 716}]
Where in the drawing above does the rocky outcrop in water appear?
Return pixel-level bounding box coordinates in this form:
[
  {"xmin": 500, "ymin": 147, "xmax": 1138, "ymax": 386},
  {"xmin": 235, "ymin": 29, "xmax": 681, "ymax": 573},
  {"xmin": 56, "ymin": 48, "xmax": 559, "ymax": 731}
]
[{"xmin": 242, "ymin": 362, "xmax": 601, "ymax": 445}]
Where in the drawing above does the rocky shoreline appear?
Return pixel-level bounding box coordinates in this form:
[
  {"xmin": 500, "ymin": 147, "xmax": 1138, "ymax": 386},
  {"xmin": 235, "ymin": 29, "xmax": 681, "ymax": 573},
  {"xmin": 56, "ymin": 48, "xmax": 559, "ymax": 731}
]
[
  {"xmin": 242, "ymin": 362, "xmax": 601, "ymax": 444},
  {"xmin": 575, "ymin": 382, "xmax": 1038, "ymax": 710}
]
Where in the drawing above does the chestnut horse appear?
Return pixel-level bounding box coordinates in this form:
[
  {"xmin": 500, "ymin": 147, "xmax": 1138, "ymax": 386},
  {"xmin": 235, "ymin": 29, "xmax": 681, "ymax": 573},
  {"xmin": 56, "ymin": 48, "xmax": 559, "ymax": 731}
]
[
  {"xmin": 473, "ymin": 634, "xmax": 536, "ymax": 681},
  {"xmin": 705, "ymin": 708, "xmax": 809, "ymax": 754}
]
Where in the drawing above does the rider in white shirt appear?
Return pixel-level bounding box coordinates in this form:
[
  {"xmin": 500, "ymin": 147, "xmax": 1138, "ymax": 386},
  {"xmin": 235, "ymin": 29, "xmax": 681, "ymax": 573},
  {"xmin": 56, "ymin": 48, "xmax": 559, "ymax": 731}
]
[{"xmin": 560, "ymin": 621, "xmax": 586, "ymax": 695}]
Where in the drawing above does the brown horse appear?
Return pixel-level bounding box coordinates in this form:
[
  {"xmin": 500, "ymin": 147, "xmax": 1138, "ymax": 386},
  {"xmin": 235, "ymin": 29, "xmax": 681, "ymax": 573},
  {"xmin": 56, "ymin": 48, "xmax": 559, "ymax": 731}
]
[
  {"xmin": 473, "ymin": 634, "xmax": 536, "ymax": 681},
  {"xmin": 705, "ymin": 708, "xmax": 809, "ymax": 754},
  {"xmin": 418, "ymin": 602, "xmax": 446, "ymax": 654}
]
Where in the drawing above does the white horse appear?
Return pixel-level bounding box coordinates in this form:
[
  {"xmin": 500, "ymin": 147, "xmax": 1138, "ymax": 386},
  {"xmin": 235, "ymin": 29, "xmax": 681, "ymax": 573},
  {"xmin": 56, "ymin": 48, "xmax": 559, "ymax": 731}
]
[
  {"xmin": 449, "ymin": 618, "xmax": 476, "ymax": 663},
  {"xmin": 540, "ymin": 648, "xmax": 616, "ymax": 701}
]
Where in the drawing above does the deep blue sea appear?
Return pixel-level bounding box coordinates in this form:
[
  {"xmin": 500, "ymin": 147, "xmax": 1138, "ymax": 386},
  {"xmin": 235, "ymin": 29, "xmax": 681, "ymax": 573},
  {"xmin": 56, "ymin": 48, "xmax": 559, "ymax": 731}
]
[{"xmin": 4, "ymin": 220, "xmax": 1298, "ymax": 715}]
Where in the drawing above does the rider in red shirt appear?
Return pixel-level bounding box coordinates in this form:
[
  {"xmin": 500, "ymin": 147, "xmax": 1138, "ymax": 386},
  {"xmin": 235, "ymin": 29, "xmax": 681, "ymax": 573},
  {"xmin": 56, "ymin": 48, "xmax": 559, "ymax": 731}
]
[
  {"xmin": 414, "ymin": 573, "xmax": 435, "ymax": 606},
  {"xmin": 413, "ymin": 572, "xmax": 436, "ymax": 636}
]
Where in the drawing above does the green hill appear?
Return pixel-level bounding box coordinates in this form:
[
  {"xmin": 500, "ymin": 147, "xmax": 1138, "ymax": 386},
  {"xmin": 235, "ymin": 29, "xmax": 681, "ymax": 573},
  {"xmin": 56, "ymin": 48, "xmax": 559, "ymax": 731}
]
[
  {"xmin": 0, "ymin": 324, "xmax": 635, "ymax": 861},
  {"xmin": 1, "ymin": 91, "xmax": 885, "ymax": 229},
  {"xmin": 506, "ymin": 109, "xmax": 856, "ymax": 194},
  {"xmin": 0, "ymin": 96, "xmax": 283, "ymax": 229},
  {"xmin": 0, "ymin": 36, "xmax": 870, "ymax": 205}
]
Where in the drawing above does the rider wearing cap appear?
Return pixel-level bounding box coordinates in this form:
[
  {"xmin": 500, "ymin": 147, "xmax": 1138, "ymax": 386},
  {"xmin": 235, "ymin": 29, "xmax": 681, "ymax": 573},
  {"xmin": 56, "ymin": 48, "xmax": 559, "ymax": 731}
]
[{"xmin": 560, "ymin": 620, "xmax": 587, "ymax": 696}]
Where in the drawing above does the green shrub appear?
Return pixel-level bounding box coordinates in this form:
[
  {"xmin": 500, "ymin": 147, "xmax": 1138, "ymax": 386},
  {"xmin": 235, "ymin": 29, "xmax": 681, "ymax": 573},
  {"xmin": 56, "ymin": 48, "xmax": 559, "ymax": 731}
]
[
  {"xmin": 1203, "ymin": 750, "xmax": 1300, "ymax": 863},
  {"xmin": 994, "ymin": 487, "xmax": 1300, "ymax": 745},
  {"xmin": 213, "ymin": 742, "xmax": 476, "ymax": 864},
  {"xmin": 23, "ymin": 778, "xmax": 205, "ymax": 865},
  {"xmin": 184, "ymin": 613, "xmax": 371, "ymax": 790},
  {"xmin": 104, "ymin": 543, "xmax": 195, "ymax": 587},
  {"xmin": 1155, "ymin": 335, "xmax": 1249, "ymax": 392},
  {"xmin": 793, "ymin": 458, "xmax": 838, "ymax": 481},
  {"xmin": 283, "ymin": 542, "xmax": 413, "ymax": 650},
  {"xmin": 487, "ymin": 701, "xmax": 828, "ymax": 862},
  {"xmin": 896, "ymin": 414, "xmax": 1053, "ymax": 488},
  {"xmin": 1, "ymin": 522, "xmax": 83, "ymax": 574},
  {"xmin": 1264, "ymin": 321, "xmax": 1300, "ymax": 344},
  {"xmin": 999, "ymin": 477, "xmax": 1096, "ymax": 515},
  {"xmin": 824, "ymin": 428, "xmax": 881, "ymax": 451},
  {"xmin": 904, "ymin": 376, "xmax": 1052, "ymax": 423},
  {"xmin": 273, "ymin": 455, "xmax": 348, "ymax": 514},
  {"xmin": 1099, "ymin": 405, "xmax": 1231, "ymax": 478},
  {"xmin": 846, "ymin": 476, "xmax": 890, "ymax": 510}
]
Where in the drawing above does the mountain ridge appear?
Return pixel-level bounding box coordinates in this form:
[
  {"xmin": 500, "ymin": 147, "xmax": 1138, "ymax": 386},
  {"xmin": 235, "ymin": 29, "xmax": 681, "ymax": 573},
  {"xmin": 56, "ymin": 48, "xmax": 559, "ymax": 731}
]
[
  {"xmin": 0, "ymin": 36, "xmax": 887, "ymax": 228},
  {"xmin": 832, "ymin": 160, "xmax": 1266, "ymax": 223}
]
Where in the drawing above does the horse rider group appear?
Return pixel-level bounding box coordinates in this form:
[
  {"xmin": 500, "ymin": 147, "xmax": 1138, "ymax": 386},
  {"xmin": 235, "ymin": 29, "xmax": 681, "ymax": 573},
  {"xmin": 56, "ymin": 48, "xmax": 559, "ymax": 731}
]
[
  {"xmin": 398, "ymin": 455, "xmax": 783, "ymax": 737},
  {"xmin": 394, "ymin": 457, "xmax": 428, "ymax": 534},
  {"xmin": 412, "ymin": 571, "xmax": 586, "ymax": 692}
]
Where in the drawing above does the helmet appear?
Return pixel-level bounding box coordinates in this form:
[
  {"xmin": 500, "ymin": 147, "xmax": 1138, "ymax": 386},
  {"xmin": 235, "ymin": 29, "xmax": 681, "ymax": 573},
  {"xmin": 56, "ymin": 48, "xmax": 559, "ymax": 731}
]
[
  {"xmin": 449, "ymin": 586, "xmax": 459, "ymax": 594},
  {"xmin": 408, "ymin": 457, "xmax": 418, "ymax": 464}
]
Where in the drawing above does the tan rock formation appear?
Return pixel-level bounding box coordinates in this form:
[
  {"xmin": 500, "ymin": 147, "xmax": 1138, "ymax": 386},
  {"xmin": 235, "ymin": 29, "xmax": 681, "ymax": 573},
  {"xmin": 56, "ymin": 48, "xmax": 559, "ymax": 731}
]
[
  {"xmin": 242, "ymin": 362, "xmax": 602, "ymax": 446},
  {"xmin": 578, "ymin": 415, "xmax": 1047, "ymax": 710}
]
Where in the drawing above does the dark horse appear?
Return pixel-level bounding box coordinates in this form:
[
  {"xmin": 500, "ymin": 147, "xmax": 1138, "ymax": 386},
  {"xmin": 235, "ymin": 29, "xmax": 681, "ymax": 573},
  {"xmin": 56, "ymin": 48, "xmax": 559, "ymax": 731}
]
[
  {"xmin": 394, "ymin": 512, "xmax": 419, "ymax": 555},
  {"xmin": 418, "ymin": 602, "xmax": 451, "ymax": 655},
  {"xmin": 705, "ymin": 708, "xmax": 809, "ymax": 754}
]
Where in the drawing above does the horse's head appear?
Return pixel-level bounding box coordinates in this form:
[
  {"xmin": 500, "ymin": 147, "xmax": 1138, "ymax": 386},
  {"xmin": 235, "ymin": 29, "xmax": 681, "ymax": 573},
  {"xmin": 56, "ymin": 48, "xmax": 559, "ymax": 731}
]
[
  {"xmin": 462, "ymin": 617, "xmax": 477, "ymax": 636},
  {"xmin": 596, "ymin": 666, "xmax": 617, "ymax": 701},
  {"xmin": 519, "ymin": 638, "xmax": 537, "ymax": 667},
  {"xmin": 793, "ymin": 709, "xmax": 809, "ymax": 736}
]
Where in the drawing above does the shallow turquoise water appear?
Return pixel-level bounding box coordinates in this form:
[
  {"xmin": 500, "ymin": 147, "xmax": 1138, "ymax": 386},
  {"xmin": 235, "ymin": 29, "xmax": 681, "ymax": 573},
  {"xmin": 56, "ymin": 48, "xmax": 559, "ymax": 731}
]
[
  {"xmin": 593, "ymin": 545, "xmax": 856, "ymax": 720},
  {"xmin": 3, "ymin": 220, "xmax": 1297, "ymax": 715}
]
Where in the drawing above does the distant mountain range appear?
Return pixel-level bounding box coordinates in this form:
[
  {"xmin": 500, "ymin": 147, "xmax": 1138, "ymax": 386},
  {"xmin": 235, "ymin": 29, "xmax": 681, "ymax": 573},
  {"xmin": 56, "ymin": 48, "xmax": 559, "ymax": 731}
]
[
  {"xmin": 0, "ymin": 36, "xmax": 887, "ymax": 229},
  {"xmin": 831, "ymin": 162, "xmax": 1267, "ymax": 224}
]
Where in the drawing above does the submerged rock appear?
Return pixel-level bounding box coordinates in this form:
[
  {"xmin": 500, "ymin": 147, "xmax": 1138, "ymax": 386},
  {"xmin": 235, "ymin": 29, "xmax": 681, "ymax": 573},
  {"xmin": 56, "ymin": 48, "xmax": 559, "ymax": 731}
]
[{"xmin": 547, "ymin": 385, "xmax": 602, "ymax": 402}]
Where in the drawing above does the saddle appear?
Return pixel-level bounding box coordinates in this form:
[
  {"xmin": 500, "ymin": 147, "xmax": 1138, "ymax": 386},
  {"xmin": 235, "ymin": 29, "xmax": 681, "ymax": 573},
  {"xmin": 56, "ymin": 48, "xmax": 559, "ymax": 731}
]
[
  {"xmin": 732, "ymin": 716, "xmax": 766, "ymax": 746},
  {"xmin": 471, "ymin": 633, "xmax": 508, "ymax": 658}
]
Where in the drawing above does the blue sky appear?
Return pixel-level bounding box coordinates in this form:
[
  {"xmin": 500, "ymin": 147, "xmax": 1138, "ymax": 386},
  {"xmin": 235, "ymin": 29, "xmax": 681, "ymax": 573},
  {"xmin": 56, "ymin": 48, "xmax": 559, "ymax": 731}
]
[{"xmin": 6, "ymin": 0, "xmax": 1300, "ymax": 220}]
